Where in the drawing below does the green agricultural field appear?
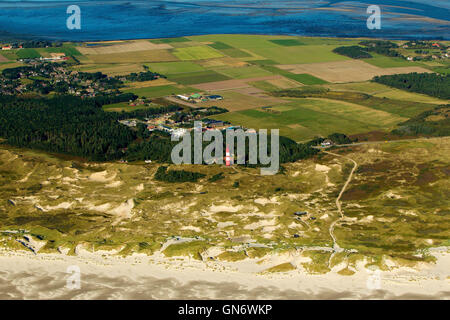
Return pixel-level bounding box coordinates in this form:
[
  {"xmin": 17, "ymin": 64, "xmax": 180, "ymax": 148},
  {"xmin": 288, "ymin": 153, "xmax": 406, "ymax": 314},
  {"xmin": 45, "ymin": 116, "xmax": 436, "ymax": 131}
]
[
  {"xmin": 363, "ymin": 53, "xmax": 426, "ymax": 68},
  {"xmin": 324, "ymin": 81, "xmax": 391, "ymax": 94},
  {"xmin": 166, "ymin": 70, "xmax": 230, "ymax": 85},
  {"xmin": 16, "ymin": 48, "xmax": 40, "ymax": 59},
  {"xmin": 39, "ymin": 45, "xmax": 82, "ymax": 57},
  {"xmin": 269, "ymin": 39, "xmax": 305, "ymax": 46},
  {"xmin": 433, "ymin": 66, "xmax": 450, "ymax": 75},
  {"xmin": 173, "ymin": 46, "xmax": 224, "ymax": 60},
  {"xmin": 273, "ymin": 89, "xmax": 440, "ymax": 118},
  {"xmin": 208, "ymin": 42, "xmax": 234, "ymax": 50},
  {"xmin": 0, "ymin": 50, "xmax": 17, "ymax": 60},
  {"xmin": 215, "ymin": 66, "xmax": 274, "ymax": 79},
  {"xmin": 189, "ymin": 35, "xmax": 351, "ymax": 64},
  {"xmin": 213, "ymin": 98, "xmax": 406, "ymax": 141},
  {"xmin": 245, "ymin": 45, "xmax": 351, "ymax": 64},
  {"xmin": 258, "ymin": 64, "xmax": 327, "ymax": 85},
  {"xmin": 248, "ymin": 80, "xmax": 282, "ymax": 92},
  {"xmin": 146, "ymin": 61, "xmax": 205, "ymax": 74},
  {"xmin": 372, "ymin": 87, "xmax": 450, "ymax": 105},
  {"xmin": 0, "ymin": 61, "xmax": 23, "ymax": 70},
  {"xmin": 207, "ymin": 41, "xmax": 252, "ymax": 58}
]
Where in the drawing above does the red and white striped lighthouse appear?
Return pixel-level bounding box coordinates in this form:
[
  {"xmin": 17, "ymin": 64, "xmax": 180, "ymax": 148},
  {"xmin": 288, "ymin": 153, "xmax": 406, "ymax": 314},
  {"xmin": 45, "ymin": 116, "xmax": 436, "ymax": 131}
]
[{"xmin": 225, "ymin": 145, "xmax": 231, "ymax": 166}]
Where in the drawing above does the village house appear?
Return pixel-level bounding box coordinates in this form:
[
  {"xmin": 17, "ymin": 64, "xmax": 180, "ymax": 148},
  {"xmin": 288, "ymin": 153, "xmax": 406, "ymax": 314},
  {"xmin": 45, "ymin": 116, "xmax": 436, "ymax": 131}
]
[{"xmin": 321, "ymin": 139, "xmax": 334, "ymax": 147}]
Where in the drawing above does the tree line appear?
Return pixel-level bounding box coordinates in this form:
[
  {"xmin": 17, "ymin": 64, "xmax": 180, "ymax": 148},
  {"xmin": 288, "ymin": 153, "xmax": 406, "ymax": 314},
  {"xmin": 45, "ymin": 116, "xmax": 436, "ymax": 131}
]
[{"xmin": 373, "ymin": 73, "xmax": 450, "ymax": 100}]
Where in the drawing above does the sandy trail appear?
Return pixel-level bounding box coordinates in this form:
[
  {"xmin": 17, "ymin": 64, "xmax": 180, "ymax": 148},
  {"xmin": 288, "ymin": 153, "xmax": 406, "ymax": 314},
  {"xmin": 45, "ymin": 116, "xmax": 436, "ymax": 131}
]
[{"xmin": 321, "ymin": 150, "xmax": 358, "ymax": 265}]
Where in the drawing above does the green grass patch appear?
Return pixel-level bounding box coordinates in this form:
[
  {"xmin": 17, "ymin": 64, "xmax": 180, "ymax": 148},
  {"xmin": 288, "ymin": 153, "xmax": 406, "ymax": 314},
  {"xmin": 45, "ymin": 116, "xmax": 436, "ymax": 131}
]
[
  {"xmin": 208, "ymin": 41, "xmax": 252, "ymax": 58},
  {"xmin": 363, "ymin": 53, "xmax": 424, "ymax": 68},
  {"xmin": 248, "ymin": 80, "xmax": 281, "ymax": 92},
  {"xmin": 263, "ymin": 262, "xmax": 296, "ymax": 273},
  {"xmin": 269, "ymin": 39, "xmax": 305, "ymax": 46},
  {"xmin": 220, "ymin": 48, "xmax": 252, "ymax": 58},
  {"xmin": 163, "ymin": 241, "xmax": 209, "ymax": 260},
  {"xmin": 146, "ymin": 61, "xmax": 205, "ymax": 74},
  {"xmin": 173, "ymin": 46, "xmax": 224, "ymax": 60},
  {"xmin": 259, "ymin": 64, "xmax": 326, "ymax": 84},
  {"xmin": 215, "ymin": 66, "xmax": 274, "ymax": 79},
  {"xmin": 274, "ymin": 89, "xmax": 438, "ymax": 118},
  {"xmin": 432, "ymin": 66, "xmax": 450, "ymax": 75},
  {"xmin": 40, "ymin": 45, "xmax": 82, "ymax": 57},
  {"xmin": 0, "ymin": 51, "xmax": 18, "ymax": 60},
  {"xmin": 167, "ymin": 70, "xmax": 230, "ymax": 85},
  {"xmin": 208, "ymin": 42, "xmax": 234, "ymax": 50},
  {"xmin": 217, "ymin": 251, "xmax": 247, "ymax": 261},
  {"xmin": 16, "ymin": 49, "xmax": 40, "ymax": 59},
  {"xmin": 302, "ymin": 251, "xmax": 331, "ymax": 274}
]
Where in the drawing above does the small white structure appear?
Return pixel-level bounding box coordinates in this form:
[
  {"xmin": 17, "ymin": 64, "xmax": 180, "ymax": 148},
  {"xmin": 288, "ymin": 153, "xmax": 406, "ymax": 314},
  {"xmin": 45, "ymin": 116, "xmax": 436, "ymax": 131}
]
[
  {"xmin": 172, "ymin": 128, "xmax": 187, "ymax": 138},
  {"xmin": 176, "ymin": 95, "xmax": 190, "ymax": 101},
  {"xmin": 321, "ymin": 139, "xmax": 333, "ymax": 147}
]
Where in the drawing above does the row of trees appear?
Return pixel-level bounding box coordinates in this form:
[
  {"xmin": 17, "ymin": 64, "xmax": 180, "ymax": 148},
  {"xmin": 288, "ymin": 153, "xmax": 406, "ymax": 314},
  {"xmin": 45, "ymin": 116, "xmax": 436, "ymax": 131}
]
[
  {"xmin": 154, "ymin": 166, "xmax": 206, "ymax": 183},
  {"xmin": 373, "ymin": 73, "xmax": 450, "ymax": 100},
  {"xmin": 333, "ymin": 46, "xmax": 372, "ymax": 59}
]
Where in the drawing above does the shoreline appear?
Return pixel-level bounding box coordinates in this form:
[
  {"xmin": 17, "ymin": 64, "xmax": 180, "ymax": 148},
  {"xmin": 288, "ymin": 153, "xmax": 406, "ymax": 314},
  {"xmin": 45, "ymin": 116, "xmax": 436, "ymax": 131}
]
[{"xmin": 0, "ymin": 247, "xmax": 448, "ymax": 299}]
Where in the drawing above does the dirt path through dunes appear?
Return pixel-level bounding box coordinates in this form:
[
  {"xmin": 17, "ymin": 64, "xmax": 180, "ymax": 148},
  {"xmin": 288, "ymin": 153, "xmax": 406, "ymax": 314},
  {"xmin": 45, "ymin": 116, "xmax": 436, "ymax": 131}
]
[{"xmin": 321, "ymin": 150, "xmax": 358, "ymax": 266}]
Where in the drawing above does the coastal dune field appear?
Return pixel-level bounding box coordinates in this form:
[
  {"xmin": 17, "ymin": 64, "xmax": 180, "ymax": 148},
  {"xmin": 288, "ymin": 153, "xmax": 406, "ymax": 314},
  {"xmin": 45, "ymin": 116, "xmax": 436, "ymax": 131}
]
[
  {"xmin": 0, "ymin": 137, "xmax": 449, "ymax": 298},
  {"xmin": 0, "ymin": 33, "xmax": 449, "ymax": 299}
]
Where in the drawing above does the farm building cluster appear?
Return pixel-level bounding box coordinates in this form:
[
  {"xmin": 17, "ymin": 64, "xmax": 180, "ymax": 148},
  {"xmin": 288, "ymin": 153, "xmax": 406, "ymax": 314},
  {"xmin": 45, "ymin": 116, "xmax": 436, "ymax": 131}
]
[
  {"xmin": 176, "ymin": 93, "xmax": 223, "ymax": 103},
  {"xmin": 119, "ymin": 108, "xmax": 242, "ymax": 139}
]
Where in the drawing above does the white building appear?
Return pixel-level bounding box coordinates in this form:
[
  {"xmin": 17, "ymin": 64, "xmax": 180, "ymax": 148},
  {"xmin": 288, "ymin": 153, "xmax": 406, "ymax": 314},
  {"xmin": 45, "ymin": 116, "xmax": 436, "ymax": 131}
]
[{"xmin": 176, "ymin": 95, "xmax": 190, "ymax": 101}]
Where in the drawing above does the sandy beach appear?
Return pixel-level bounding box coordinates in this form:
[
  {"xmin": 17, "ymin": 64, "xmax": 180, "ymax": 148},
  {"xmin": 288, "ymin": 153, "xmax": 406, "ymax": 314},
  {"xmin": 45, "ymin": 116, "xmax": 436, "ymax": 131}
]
[{"xmin": 0, "ymin": 247, "xmax": 448, "ymax": 300}]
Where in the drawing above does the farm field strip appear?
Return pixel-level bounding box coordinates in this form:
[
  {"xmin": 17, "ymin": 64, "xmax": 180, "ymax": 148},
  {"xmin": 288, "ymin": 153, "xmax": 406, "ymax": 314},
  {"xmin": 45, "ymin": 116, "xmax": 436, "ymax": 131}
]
[
  {"xmin": 213, "ymin": 98, "xmax": 409, "ymax": 141},
  {"xmin": 277, "ymin": 60, "xmax": 433, "ymax": 83},
  {"xmin": 77, "ymin": 40, "xmax": 172, "ymax": 55}
]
